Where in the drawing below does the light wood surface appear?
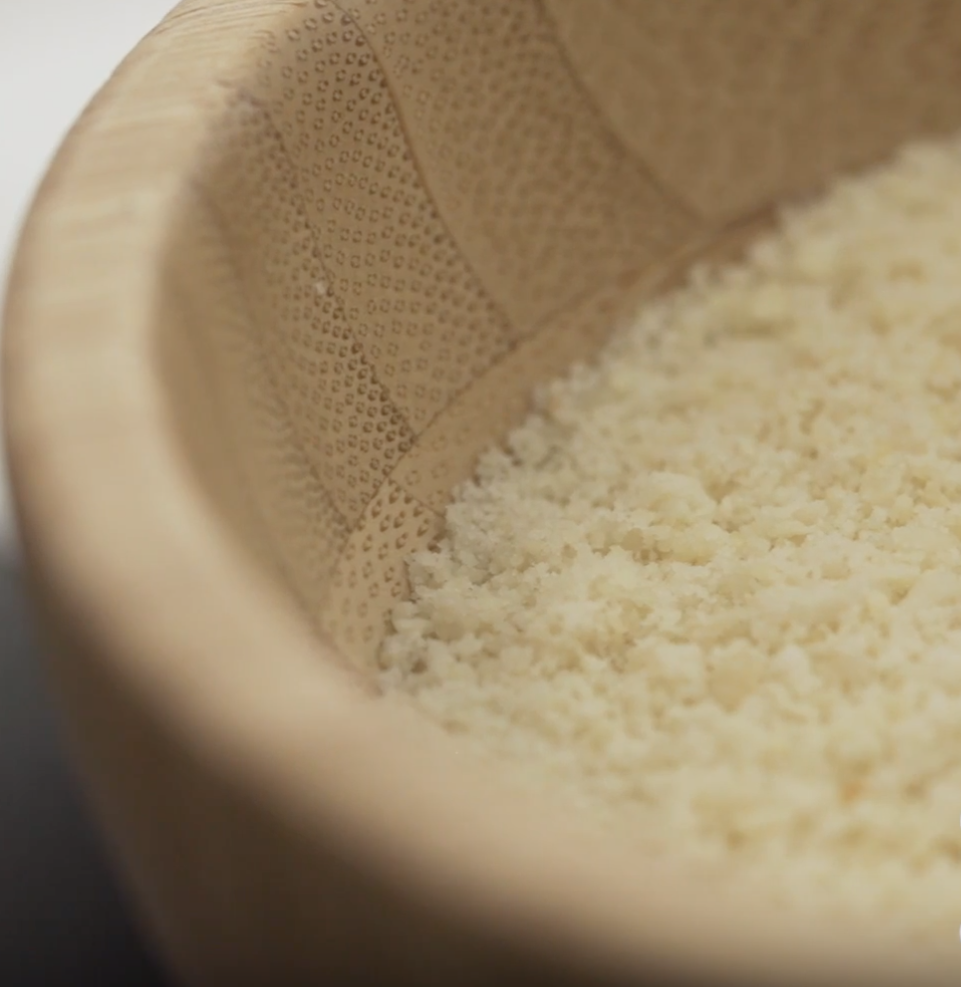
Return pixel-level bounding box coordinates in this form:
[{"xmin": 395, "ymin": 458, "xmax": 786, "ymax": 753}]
[{"xmin": 4, "ymin": 1, "xmax": 961, "ymax": 983}]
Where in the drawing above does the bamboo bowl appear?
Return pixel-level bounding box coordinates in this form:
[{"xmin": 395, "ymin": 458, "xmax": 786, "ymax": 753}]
[{"xmin": 5, "ymin": 2, "xmax": 961, "ymax": 984}]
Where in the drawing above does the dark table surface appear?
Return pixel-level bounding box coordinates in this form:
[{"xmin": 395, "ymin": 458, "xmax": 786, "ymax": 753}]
[{"xmin": 0, "ymin": 561, "xmax": 171, "ymax": 986}]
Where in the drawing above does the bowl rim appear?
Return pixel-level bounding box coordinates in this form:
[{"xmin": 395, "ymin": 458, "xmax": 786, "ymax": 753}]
[{"xmin": 2, "ymin": 2, "xmax": 954, "ymax": 983}]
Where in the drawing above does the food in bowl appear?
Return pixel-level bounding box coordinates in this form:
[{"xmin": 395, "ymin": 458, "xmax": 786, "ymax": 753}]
[{"xmin": 380, "ymin": 134, "xmax": 961, "ymax": 939}]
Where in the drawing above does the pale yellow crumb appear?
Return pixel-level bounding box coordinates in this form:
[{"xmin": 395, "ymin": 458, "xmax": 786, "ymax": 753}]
[{"xmin": 380, "ymin": 134, "xmax": 961, "ymax": 941}]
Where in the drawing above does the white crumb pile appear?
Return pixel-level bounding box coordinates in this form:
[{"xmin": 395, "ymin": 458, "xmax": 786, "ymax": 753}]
[{"xmin": 379, "ymin": 136, "xmax": 961, "ymax": 937}]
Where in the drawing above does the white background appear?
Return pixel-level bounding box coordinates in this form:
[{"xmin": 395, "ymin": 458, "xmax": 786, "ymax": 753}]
[{"xmin": 0, "ymin": 0, "xmax": 176, "ymax": 557}]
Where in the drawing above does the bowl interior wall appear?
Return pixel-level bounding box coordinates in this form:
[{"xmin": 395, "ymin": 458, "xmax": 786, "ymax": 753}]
[{"xmin": 159, "ymin": 0, "xmax": 961, "ymax": 673}]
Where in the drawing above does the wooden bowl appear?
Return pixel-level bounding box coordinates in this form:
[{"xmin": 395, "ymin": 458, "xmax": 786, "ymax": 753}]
[{"xmin": 5, "ymin": 2, "xmax": 960, "ymax": 984}]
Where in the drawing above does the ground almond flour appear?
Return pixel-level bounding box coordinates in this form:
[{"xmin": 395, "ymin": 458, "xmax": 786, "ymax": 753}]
[{"xmin": 379, "ymin": 136, "xmax": 961, "ymax": 938}]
